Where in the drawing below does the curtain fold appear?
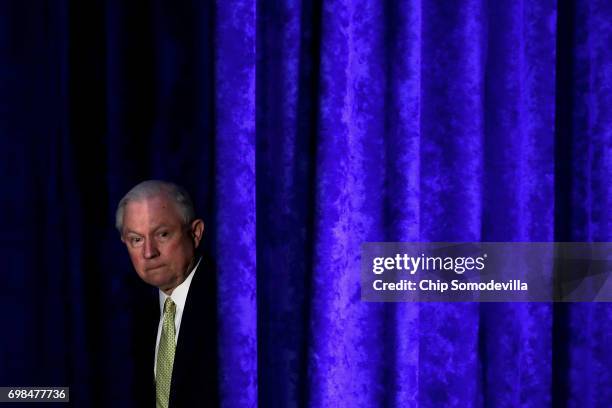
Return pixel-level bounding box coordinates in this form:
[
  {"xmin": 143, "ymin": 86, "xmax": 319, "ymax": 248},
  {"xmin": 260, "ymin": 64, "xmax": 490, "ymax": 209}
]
[{"xmin": 215, "ymin": 1, "xmax": 258, "ymax": 406}]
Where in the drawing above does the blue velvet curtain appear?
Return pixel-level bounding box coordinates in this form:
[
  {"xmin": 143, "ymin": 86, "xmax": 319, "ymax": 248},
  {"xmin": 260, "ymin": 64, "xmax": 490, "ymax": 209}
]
[{"xmin": 1, "ymin": 0, "xmax": 611, "ymax": 407}]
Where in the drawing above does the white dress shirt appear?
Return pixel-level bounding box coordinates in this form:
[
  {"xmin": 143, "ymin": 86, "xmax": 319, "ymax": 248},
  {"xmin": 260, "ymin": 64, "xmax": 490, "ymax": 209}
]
[{"xmin": 153, "ymin": 257, "xmax": 202, "ymax": 377}]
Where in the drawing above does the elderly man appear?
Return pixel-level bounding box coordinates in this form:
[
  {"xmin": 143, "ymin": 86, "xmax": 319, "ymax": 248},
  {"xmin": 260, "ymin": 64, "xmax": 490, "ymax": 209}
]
[{"xmin": 116, "ymin": 180, "xmax": 217, "ymax": 408}]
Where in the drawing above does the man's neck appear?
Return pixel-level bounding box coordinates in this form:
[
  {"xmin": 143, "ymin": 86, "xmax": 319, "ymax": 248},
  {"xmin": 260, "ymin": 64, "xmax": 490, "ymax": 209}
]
[{"xmin": 161, "ymin": 256, "xmax": 198, "ymax": 295}]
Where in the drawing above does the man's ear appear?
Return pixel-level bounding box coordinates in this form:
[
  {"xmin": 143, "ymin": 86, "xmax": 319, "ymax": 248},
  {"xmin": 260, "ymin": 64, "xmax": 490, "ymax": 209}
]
[{"xmin": 190, "ymin": 219, "xmax": 205, "ymax": 248}]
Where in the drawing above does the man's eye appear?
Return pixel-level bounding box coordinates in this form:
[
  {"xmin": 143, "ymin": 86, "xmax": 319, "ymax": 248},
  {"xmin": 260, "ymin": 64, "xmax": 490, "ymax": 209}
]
[
  {"xmin": 159, "ymin": 232, "xmax": 169, "ymax": 238},
  {"xmin": 131, "ymin": 237, "xmax": 142, "ymax": 243}
]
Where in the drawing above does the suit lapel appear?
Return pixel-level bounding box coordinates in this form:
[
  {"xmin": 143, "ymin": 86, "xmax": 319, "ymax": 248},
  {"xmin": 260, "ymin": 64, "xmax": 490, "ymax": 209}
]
[
  {"xmin": 167, "ymin": 257, "xmax": 219, "ymax": 407},
  {"xmin": 169, "ymin": 262, "xmax": 203, "ymax": 406},
  {"xmin": 132, "ymin": 285, "xmax": 158, "ymax": 407}
]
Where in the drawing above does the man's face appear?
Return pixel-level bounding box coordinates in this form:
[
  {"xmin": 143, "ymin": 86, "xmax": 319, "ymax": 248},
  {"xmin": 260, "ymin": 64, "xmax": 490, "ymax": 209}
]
[{"xmin": 121, "ymin": 194, "xmax": 204, "ymax": 294}]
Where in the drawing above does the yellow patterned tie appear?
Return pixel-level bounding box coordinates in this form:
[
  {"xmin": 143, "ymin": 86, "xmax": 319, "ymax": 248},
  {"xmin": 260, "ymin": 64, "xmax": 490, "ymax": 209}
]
[{"xmin": 156, "ymin": 298, "xmax": 176, "ymax": 408}]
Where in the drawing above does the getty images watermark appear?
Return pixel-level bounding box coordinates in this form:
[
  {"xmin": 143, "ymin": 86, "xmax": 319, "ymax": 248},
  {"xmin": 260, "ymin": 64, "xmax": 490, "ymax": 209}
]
[{"xmin": 361, "ymin": 243, "xmax": 612, "ymax": 302}]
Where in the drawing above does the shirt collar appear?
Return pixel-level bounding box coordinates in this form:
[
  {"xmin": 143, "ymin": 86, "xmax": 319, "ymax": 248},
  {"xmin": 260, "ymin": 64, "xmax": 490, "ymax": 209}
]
[{"xmin": 158, "ymin": 256, "xmax": 201, "ymax": 313}]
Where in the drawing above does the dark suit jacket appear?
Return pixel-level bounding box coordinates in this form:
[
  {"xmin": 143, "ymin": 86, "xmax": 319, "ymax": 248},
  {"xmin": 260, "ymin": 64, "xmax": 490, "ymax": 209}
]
[{"xmin": 131, "ymin": 257, "xmax": 219, "ymax": 407}]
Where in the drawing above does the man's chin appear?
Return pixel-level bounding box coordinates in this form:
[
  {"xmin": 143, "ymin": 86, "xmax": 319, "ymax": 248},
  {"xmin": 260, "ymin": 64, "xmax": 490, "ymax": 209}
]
[{"xmin": 139, "ymin": 270, "xmax": 174, "ymax": 290}]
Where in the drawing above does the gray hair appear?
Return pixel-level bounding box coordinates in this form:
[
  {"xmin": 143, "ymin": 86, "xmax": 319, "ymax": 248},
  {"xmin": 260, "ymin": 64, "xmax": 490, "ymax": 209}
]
[{"xmin": 115, "ymin": 180, "xmax": 196, "ymax": 233}]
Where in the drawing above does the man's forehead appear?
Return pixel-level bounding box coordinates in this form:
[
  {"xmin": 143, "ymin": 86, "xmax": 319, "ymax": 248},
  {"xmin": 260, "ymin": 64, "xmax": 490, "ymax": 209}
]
[{"xmin": 123, "ymin": 195, "xmax": 183, "ymax": 224}]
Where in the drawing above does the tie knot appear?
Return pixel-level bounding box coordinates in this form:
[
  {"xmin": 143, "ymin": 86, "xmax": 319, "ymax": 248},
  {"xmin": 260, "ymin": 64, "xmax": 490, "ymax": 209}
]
[{"xmin": 164, "ymin": 298, "xmax": 176, "ymax": 315}]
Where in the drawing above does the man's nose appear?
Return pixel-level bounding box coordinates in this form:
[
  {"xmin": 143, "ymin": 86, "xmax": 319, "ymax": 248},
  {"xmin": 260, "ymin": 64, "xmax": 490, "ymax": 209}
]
[{"xmin": 143, "ymin": 238, "xmax": 160, "ymax": 259}]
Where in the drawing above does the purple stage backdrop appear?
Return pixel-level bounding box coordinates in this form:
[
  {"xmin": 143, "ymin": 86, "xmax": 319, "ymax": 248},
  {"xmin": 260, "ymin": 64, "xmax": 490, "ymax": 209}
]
[{"xmin": 1, "ymin": 0, "xmax": 611, "ymax": 407}]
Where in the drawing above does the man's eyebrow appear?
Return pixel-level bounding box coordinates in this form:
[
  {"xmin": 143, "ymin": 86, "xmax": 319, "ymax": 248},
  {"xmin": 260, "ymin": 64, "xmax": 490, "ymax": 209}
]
[{"xmin": 124, "ymin": 224, "xmax": 173, "ymax": 236}]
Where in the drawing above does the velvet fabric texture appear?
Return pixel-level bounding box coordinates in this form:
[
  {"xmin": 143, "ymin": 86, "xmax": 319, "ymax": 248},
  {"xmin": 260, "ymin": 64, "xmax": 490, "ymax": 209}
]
[{"xmin": 1, "ymin": 0, "xmax": 611, "ymax": 407}]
